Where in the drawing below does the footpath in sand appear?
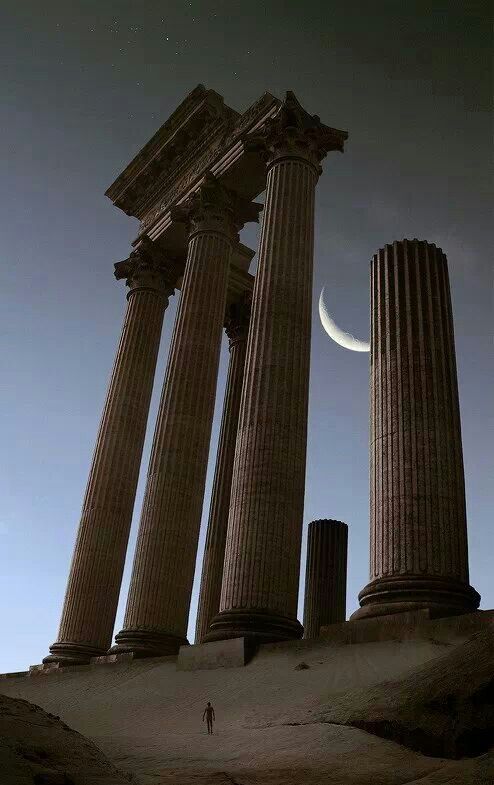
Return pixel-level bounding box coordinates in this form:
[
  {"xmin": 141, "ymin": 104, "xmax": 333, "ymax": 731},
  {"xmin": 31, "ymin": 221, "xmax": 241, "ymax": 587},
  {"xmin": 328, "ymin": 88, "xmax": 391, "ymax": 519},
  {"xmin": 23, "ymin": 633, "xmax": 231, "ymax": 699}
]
[{"xmin": 2, "ymin": 614, "xmax": 493, "ymax": 784}]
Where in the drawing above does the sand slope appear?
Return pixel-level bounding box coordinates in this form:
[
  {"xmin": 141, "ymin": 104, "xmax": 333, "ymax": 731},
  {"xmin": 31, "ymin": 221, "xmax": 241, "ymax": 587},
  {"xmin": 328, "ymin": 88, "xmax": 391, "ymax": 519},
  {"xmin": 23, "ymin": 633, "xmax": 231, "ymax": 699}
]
[{"xmin": 2, "ymin": 630, "xmax": 493, "ymax": 784}]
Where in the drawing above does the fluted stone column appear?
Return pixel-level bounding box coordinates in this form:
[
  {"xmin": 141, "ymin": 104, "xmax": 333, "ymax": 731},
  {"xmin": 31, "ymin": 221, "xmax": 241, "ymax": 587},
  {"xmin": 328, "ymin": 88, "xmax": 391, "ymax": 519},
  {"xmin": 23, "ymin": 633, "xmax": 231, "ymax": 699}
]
[
  {"xmin": 112, "ymin": 175, "xmax": 261, "ymax": 657},
  {"xmin": 303, "ymin": 519, "xmax": 348, "ymax": 638},
  {"xmin": 353, "ymin": 239, "xmax": 480, "ymax": 620},
  {"xmin": 195, "ymin": 296, "xmax": 251, "ymax": 643},
  {"xmin": 44, "ymin": 238, "xmax": 177, "ymax": 665},
  {"xmin": 206, "ymin": 93, "xmax": 348, "ymax": 644}
]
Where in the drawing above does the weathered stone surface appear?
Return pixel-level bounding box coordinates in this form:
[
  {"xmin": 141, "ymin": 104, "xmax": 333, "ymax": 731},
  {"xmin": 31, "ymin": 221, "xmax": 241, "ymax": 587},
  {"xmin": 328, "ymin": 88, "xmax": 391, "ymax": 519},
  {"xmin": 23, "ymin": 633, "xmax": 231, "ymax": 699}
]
[
  {"xmin": 89, "ymin": 653, "xmax": 134, "ymax": 666},
  {"xmin": 112, "ymin": 176, "xmax": 261, "ymax": 657},
  {"xmin": 105, "ymin": 85, "xmax": 239, "ymax": 221},
  {"xmin": 354, "ymin": 240, "xmax": 480, "ymax": 621},
  {"xmin": 177, "ymin": 637, "xmax": 252, "ymax": 671},
  {"xmin": 207, "ymin": 93, "xmax": 348, "ymax": 645},
  {"xmin": 303, "ymin": 519, "xmax": 348, "ymax": 638},
  {"xmin": 104, "ymin": 85, "xmax": 280, "ymax": 233},
  {"xmin": 30, "ymin": 663, "xmax": 61, "ymax": 675},
  {"xmin": 195, "ymin": 294, "xmax": 251, "ymax": 643},
  {"xmin": 44, "ymin": 239, "xmax": 178, "ymax": 666},
  {"xmin": 312, "ymin": 627, "xmax": 494, "ymax": 759}
]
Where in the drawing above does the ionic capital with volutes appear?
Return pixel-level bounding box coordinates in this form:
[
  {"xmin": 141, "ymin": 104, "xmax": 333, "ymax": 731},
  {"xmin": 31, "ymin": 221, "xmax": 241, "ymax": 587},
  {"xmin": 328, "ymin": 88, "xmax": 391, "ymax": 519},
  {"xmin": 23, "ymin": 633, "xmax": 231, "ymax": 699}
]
[
  {"xmin": 245, "ymin": 91, "xmax": 348, "ymax": 173},
  {"xmin": 171, "ymin": 173, "xmax": 262, "ymax": 243},
  {"xmin": 114, "ymin": 235, "xmax": 179, "ymax": 300}
]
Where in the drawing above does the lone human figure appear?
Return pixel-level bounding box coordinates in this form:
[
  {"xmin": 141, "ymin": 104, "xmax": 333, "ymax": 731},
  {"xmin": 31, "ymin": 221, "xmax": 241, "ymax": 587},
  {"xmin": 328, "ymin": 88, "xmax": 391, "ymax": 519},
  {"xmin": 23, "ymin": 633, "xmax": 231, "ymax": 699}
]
[{"xmin": 202, "ymin": 701, "xmax": 215, "ymax": 734}]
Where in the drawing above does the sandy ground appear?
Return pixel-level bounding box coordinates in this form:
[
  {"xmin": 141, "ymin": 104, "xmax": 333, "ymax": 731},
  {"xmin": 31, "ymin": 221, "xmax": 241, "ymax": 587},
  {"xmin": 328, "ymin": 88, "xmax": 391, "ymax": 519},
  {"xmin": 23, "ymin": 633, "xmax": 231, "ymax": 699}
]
[{"xmin": 2, "ymin": 633, "xmax": 493, "ymax": 784}]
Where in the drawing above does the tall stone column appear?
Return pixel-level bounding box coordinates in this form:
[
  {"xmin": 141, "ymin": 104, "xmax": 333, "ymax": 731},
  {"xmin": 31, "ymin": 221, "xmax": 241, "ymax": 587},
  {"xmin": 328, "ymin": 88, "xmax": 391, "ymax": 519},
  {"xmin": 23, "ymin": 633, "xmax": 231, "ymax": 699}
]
[
  {"xmin": 353, "ymin": 239, "xmax": 480, "ymax": 620},
  {"xmin": 44, "ymin": 238, "xmax": 177, "ymax": 664},
  {"xmin": 206, "ymin": 93, "xmax": 348, "ymax": 644},
  {"xmin": 112, "ymin": 175, "xmax": 261, "ymax": 657},
  {"xmin": 303, "ymin": 519, "xmax": 348, "ymax": 638},
  {"xmin": 195, "ymin": 295, "xmax": 251, "ymax": 643}
]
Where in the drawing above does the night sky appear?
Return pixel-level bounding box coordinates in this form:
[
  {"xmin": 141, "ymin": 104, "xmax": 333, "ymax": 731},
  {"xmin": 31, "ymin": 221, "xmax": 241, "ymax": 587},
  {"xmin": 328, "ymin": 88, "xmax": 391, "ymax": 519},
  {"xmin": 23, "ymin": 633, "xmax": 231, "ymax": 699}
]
[{"xmin": 1, "ymin": 1, "xmax": 491, "ymax": 672}]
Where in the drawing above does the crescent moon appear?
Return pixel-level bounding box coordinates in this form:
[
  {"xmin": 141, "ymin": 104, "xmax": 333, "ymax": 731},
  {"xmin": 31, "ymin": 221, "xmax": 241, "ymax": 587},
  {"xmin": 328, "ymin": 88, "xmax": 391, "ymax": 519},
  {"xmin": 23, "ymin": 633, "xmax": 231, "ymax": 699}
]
[{"xmin": 319, "ymin": 287, "xmax": 370, "ymax": 352}]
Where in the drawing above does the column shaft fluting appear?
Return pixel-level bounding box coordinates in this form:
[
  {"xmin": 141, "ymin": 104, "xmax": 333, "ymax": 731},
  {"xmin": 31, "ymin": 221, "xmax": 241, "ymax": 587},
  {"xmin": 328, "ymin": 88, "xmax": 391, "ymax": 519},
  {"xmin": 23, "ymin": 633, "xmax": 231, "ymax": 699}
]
[
  {"xmin": 113, "ymin": 234, "xmax": 231, "ymax": 655},
  {"xmin": 353, "ymin": 239, "xmax": 480, "ymax": 620},
  {"xmin": 206, "ymin": 93, "xmax": 348, "ymax": 644},
  {"xmin": 112, "ymin": 176, "xmax": 261, "ymax": 656},
  {"xmin": 303, "ymin": 519, "xmax": 348, "ymax": 638},
  {"xmin": 194, "ymin": 300, "xmax": 250, "ymax": 643},
  {"xmin": 44, "ymin": 246, "xmax": 175, "ymax": 665}
]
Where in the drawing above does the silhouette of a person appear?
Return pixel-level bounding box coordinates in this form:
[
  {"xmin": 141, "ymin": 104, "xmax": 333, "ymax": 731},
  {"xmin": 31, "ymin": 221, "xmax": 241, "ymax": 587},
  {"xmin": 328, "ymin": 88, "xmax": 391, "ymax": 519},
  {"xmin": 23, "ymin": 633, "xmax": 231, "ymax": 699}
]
[{"xmin": 202, "ymin": 701, "xmax": 215, "ymax": 734}]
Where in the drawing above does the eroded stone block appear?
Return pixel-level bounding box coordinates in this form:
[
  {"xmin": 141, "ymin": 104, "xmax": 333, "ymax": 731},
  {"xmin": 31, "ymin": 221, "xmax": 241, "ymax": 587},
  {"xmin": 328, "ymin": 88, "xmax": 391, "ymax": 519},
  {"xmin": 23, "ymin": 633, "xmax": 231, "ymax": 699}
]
[{"xmin": 176, "ymin": 637, "xmax": 253, "ymax": 671}]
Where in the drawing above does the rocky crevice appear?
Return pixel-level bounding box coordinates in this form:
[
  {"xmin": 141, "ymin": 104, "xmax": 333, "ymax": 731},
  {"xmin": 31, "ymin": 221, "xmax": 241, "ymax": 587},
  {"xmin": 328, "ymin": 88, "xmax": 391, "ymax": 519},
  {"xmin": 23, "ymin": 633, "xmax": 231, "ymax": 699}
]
[{"xmin": 313, "ymin": 630, "xmax": 494, "ymax": 759}]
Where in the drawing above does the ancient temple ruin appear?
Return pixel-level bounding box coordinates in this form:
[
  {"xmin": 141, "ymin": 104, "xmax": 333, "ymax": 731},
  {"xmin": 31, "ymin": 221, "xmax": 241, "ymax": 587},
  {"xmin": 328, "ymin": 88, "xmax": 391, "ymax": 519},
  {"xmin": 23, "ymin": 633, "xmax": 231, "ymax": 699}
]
[
  {"xmin": 43, "ymin": 86, "xmax": 479, "ymax": 668},
  {"xmin": 43, "ymin": 86, "xmax": 347, "ymax": 664}
]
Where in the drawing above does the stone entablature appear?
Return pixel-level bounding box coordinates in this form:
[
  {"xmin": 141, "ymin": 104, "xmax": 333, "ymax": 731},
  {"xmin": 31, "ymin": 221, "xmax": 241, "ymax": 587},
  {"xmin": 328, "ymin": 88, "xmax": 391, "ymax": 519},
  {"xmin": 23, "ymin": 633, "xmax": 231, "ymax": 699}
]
[
  {"xmin": 105, "ymin": 85, "xmax": 239, "ymax": 219},
  {"xmin": 105, "ymin": 87, "xmax": 281, "ymax": 246}
]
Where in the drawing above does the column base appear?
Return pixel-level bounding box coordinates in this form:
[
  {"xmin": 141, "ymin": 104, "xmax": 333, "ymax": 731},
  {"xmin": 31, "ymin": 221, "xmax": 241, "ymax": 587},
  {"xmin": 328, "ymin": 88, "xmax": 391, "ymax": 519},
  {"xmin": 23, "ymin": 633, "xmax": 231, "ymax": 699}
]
[
  {"xmin": 351, "ymin": 575, "xmax": 481, "ymax": 621},
  {"xmin": 110, "ymin": 628, "xmax": 188, "ymax": 658},
  {"xmin": 203, "ymin": 608, "xmax": 303, "ymax": 645},
  {"xmin": 43, "ymin": 641, "xmax": 106, "ymax": 666}
]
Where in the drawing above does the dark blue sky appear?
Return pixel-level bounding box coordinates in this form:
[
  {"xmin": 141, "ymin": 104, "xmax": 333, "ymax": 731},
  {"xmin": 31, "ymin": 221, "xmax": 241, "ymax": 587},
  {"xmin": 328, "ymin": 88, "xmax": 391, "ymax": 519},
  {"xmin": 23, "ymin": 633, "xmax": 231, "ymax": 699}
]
[{"xmin": 0, "ymin": 1, "xmax": 491, "ymax": 672}]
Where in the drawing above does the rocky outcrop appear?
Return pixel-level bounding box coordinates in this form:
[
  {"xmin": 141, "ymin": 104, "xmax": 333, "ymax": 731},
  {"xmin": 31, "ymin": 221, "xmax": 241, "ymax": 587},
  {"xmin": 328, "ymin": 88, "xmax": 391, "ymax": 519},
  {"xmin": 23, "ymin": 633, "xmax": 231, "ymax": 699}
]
[
  {"xmin": 0, "ymin": 693, "xmax": 130, "ymax": 785},
  {"xmin": 314, "ymin": 629, "xmax": 494, "ymax": 759}
]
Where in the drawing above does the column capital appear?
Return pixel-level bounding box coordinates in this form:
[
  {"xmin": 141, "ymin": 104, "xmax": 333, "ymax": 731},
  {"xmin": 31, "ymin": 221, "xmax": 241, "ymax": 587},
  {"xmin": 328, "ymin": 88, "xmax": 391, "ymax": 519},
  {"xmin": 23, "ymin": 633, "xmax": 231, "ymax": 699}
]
[
  {"xmin": 245, "ymin": 91, "xmax": 348, "ymax": 173},
  {"xmin": 171, "ymin": 173, "xmax": 262, "ymax": 241},
  {"xmin": 225, "ymin": 292, "xmax": 251, "ymax": 348},
  {"xmin": 114, "ymin": 235, "xmax": 179, "ymax": 298}
]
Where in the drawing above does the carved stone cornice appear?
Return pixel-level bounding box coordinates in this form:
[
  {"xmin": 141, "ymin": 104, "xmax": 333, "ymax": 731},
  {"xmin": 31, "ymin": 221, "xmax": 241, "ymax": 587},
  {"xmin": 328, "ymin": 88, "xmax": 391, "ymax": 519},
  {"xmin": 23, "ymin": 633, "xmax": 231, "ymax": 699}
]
[
  {"xmin": 141, "ymin": 92, "xmax": 279, "ymax": 231},
  {"xmin": 171, "ymin": 173, "xmax": 262, "ymax": 241},
  {"xmin": 106, "ymin": 86, "xmax": 239, "ymax": 220},
  {"xmin": 114, "ymin": 235, "xmax": 179, "ymax": 298},
  {"xmin": 140, "ymin": 127, "xmax": 233, "ymax": 230},
  {"xmin": 225, "ymin": 292, "xmax": 252, "ymax": 347},
  {"xmin": 106, "ymin": 91, "xmax": 280, "ymax": 235},
  {"xmin": 245, "ymin": 91, "xmax": 348, "ymax": 173}
]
